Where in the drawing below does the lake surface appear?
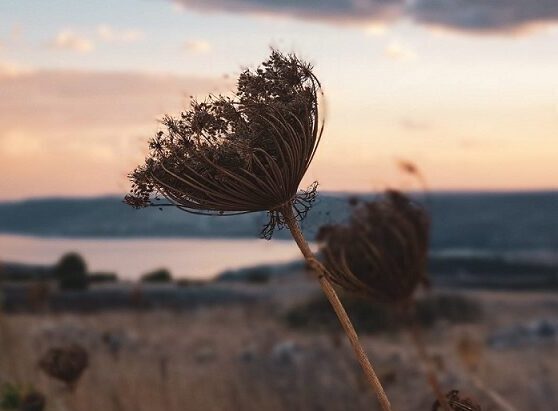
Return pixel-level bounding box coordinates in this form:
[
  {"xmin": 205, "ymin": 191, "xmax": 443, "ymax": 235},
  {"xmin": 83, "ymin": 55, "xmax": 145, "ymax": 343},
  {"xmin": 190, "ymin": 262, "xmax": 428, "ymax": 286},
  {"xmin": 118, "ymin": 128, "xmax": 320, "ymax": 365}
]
[{"xmin": 0, "ymin": 234, "xmax": 311, "ymax": 280}]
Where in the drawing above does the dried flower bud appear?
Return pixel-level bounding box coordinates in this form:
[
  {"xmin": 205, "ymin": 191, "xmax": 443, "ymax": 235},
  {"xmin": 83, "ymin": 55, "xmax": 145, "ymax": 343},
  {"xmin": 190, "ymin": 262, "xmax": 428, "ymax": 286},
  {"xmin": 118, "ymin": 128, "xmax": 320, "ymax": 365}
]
[
  {"xmin": 125, "ymin": 50, "xmax": 324, "ymax": 238},
  {"xmin": 397, "ymin": 159, "xmax": 419, "ymax": 176},
  {"xmin": 432, "ymin": 390, "xmax": 482, "ymax": 411},
  {"xmin": 317, "ymin": 190, "xmax": 430, "ymax": 306},
  {"xmin": 38, "ymin": 344, "xmax": 89, "ymax": 388}
]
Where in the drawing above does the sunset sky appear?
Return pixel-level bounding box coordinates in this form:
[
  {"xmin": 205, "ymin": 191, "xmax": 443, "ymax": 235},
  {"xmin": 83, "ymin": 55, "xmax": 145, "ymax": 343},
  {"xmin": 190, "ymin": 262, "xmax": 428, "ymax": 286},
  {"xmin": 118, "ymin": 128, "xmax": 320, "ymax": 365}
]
[{"xmin": 1, "ymin": 0, "xmax": 557, "ymax": 200}]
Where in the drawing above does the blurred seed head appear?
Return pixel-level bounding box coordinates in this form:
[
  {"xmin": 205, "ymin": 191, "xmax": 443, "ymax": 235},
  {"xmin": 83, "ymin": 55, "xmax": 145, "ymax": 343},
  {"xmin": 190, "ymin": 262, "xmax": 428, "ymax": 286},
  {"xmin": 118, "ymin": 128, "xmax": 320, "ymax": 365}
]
[
  {"xmin": 125, "ymin": 50, "xmax": 324, "ymax": 238},
  {"xmin": 397, "ymin": 159, "xmax": 419, "ymax": 176},
  {"xmin": 317, "ymin": 190, "xmax": 430, "ymax": 306},
  {"xmin": 38, "ymin": 344, "xmax": 89, "ymax": 389},
  {"xmin": 432, "ymin": 390, "xmax": 482, "ymax": 411}
]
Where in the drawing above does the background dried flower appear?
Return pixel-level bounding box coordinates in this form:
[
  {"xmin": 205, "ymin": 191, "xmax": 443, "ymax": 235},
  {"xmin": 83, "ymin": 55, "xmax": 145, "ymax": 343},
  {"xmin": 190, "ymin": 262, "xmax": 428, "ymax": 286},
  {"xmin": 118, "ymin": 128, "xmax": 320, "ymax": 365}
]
[
  {"xmin": 125, "ymin": 50, "xmax": 323, "ymax": 239},
  {"xmin": 317, "ymin": 190, "xmax": 430, "ymax": 306},
  {"xmin": 38, "ymin": 344, "xmax": 89, "ymax": 388}
]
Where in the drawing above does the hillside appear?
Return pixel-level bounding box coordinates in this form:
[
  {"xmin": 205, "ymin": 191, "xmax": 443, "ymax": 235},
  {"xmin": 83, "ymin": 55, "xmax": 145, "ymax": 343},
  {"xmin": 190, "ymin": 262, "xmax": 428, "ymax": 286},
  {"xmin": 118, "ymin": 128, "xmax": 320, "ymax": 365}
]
[{"xmin": 0, "ymin": 191, "xmax": 557, "ymax": 252}]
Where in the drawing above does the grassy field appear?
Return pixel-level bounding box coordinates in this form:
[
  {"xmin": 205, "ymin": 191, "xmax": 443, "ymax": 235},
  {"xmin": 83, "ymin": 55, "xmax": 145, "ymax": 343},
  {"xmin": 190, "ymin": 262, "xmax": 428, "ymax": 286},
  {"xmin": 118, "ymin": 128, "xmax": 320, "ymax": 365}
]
[{"xmin": 1, "ymin": 279, "xmax": 557, "ymax": 411}]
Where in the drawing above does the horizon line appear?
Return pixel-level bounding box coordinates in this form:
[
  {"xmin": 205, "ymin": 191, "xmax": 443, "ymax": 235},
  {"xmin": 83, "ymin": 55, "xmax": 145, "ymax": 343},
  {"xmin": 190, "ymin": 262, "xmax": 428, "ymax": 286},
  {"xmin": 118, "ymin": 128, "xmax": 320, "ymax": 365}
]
[{"xmin": 1, "ymin": 188, "xmax": 557, "ymax": 204}]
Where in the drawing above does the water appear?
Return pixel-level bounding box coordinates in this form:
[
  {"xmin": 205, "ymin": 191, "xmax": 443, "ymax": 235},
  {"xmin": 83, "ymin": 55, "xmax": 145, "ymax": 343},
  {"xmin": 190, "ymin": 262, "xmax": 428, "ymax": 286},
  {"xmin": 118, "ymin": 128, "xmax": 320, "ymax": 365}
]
[{"xmin": 0, "ymin": 234, "xmax": 308, "ymax": 280}]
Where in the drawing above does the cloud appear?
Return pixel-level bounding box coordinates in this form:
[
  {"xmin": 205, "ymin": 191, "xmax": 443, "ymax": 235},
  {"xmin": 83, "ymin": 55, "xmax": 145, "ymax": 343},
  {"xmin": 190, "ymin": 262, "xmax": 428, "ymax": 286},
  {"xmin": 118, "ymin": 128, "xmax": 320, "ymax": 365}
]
[
  {"xmin": 0, "ymin": 69, "xmax": 229, "ymax": 199},
  {"xmin": 0, "ymin": 60, "xmax": 34, "ymax": 79},
  {"xmin": 0, "ymin": 69, "xmax": 227, "ymax": 130},
  {"xmin": 384, "ymin": 41, "xmax": 416, "ymax": 61},
  {"xmin": 408, "ymin": 0, "xmax": 558, "ymax": 34},
  {"xmin": 364, "ymin": 22, "xmax": 388, "ymax": 36},
  {"xmin": 184, "ymin": 39, "xmax": 212, "ymax": 53},
  {"xmin": 170, "ymin": 0, "xmax": 403, "ymax": 25},
  {"xmin": 0, "ymin": 130, "xmax": 43, "ymax": 156},
  {"xmin": 49, "ymin": 30, "xmax": 94, "ymax": 53},
  {"xmin": 169, "ymin": 0, "xmax": 558, "ymax": 35},
  {"xmin": 97, "ymin": 25, "xmax": 144, "ymax": 43},
  {"xmin": 398, "ymin": 118, "xmax": 430, "ymax": 131}
]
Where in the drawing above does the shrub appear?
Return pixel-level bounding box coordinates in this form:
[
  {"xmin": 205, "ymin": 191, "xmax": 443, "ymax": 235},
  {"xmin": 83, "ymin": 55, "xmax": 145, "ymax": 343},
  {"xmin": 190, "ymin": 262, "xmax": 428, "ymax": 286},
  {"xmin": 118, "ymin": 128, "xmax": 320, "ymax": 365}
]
[
  {"xmin": 245, "ymin": 269, "xmax": 270, "ymax": 284},
  {"xmin": 415, "ymin": 294, "xmax": 483, "ymax": 326},
  {"xmin": 176, "ymin": 278, "xmax": 207, "ymax": 287},
  {"xmin": 53, "ymin": 253, "xmax": 88, "ymax": 291},
  {"xmin": 141, "ymin": 268, "xmax": 172, "ymax": 283},
  {"xmin": 88, "ymin": 272, "xmax": 118, "ymax": 284},
  {"xmin": 285, "ymin": 292, "xmax": 482, "ymax": 334},
  {"xmin": 285, "ymin": 292, "xmax": 397, "ymax": 334}
]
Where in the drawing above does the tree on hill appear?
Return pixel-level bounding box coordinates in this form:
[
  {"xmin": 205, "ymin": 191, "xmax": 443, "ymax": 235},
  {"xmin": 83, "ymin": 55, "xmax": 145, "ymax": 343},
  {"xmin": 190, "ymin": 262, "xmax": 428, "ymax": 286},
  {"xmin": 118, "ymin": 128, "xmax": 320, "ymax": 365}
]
[
  {"xmin": 54, "ymin": 253, "xmax": 88, "ymax": 290},
  {"xmin": 141, "ymin": 268, "xmax": 172, "ymax": 283}
]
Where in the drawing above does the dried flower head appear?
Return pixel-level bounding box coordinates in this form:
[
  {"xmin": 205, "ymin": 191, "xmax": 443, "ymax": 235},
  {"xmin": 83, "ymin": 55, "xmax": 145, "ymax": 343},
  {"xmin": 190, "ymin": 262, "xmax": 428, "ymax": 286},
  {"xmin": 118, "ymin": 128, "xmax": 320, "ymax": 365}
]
[
  {"xmin": 38, "ymin": 344, "xmax": 89, "ymax": 388},
  {"xmin": 432, "ymin": 390, "xmax": 482, "ymax": 411},
  {"xmin": 124, "ymin": 50, "xmax": 323, "ymax": 238},
  {"xmin": 317, "ymin": 190, "xmax": 430, "ymax": 306}
]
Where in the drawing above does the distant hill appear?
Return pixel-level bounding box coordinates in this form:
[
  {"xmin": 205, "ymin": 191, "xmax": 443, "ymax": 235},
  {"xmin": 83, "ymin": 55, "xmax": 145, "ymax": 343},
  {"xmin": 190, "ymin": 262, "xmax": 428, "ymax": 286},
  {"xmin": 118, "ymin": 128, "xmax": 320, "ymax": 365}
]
[{"xmin": 0, "ymin": 191, "xmax": 557, "ymax": 252}]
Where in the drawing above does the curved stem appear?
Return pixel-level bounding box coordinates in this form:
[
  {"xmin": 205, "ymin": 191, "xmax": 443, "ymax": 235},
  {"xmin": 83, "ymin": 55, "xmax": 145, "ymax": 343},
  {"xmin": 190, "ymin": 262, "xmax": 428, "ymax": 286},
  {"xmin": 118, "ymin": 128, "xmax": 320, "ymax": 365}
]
[
  {"xmin": 403, "ymin": 308, "xmax": 451, "ymax": 411},
  {"xmin": 468, "ymin": 372, "xmax": 518, "ymax": 411},
  {"xmin": 280, "ymin": 205, "xmax": 393, "ymax": 411}
]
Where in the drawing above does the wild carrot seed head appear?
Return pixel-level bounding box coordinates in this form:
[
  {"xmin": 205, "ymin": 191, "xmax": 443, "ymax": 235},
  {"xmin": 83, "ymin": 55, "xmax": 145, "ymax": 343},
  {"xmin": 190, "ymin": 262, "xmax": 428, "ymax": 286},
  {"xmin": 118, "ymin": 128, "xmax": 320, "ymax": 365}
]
[
  {"xmin": 317, "ymin": 190, "xmax": 430, "ymax": 306},
  {"xmin": 124, "ymin": 50, "xmax": 324, "ymax": 238}
]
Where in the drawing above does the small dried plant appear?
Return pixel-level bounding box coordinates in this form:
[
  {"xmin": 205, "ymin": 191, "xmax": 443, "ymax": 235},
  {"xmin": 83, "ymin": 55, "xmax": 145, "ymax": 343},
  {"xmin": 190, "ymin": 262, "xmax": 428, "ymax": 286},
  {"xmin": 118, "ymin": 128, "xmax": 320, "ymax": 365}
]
[
  {"xmin": 317, "ymin": 190, "xmax": 430, "ymax": 307},
  {"xmin": 432, "ymin": 390, "xmax": 482, "ymax": 411},
  {"xmin": 124, "ymin": 50, "xmax": 392, "ymax": 410},
  {"xmin": 317, "ymin": 190, "xmax": 452, "ymax": 410},
  {"xmin": 38, "ymin": 344, "xmax": 89, "ymax": 390}
]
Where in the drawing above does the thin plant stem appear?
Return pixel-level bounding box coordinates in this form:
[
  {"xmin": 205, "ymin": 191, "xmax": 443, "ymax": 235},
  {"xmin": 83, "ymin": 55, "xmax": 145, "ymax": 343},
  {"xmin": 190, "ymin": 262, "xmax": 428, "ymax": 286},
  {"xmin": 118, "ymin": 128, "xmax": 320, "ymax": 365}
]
[
  {"xmin": 468, "ymin": 371, "xmax": 518, "ymax": 411},
  {"xmin": 403, "ymin": 309, "xmax": 452, "ymax": 411},
  {"xmin": 280, "ymin": 204, "xmax": 393, "ymax": 411}
]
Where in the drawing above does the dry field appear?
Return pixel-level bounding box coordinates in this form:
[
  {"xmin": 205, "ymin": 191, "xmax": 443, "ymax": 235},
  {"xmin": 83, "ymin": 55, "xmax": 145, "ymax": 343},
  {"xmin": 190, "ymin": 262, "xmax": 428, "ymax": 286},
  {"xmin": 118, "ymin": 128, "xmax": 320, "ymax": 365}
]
[{"xmin": 1, "ymin": 284, "xmax": 557, "ymax": 411}]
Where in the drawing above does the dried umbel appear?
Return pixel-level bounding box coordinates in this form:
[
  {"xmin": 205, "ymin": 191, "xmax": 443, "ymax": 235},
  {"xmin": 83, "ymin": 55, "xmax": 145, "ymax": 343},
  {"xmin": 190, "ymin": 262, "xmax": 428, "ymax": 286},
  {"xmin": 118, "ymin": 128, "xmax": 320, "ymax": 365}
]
[
  {"xmin": 38, "ymin": 344, "xmax": 89, "ymax": 388},
  {"xmin": 317, "ymin": 190, "xmax": 430, "ymax": 307},
  {"xmin": 125, "ymin": 50, "xmax": 322, "ymax": 239},
  {"xmin": 432, "ymin": 390, "xmax": 482, "ymax": 411}
]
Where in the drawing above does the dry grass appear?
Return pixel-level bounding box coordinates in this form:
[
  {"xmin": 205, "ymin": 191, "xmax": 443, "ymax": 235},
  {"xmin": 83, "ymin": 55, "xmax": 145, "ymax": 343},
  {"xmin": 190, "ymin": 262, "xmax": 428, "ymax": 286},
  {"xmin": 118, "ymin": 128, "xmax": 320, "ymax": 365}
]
[{"xmin": 1, "ymin": 289, "xmax": 557, "ymax": 411}]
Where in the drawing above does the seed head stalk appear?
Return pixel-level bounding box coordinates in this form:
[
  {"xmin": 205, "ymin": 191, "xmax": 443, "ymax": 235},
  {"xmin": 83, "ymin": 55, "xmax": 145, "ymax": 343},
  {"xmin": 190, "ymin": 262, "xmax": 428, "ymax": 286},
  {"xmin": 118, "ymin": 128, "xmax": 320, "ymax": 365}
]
[
  {"xmin": 401, "ymin": 307, "xmax": 451, "ymax": 411},
  {"xmin": 280, "ymin": 204, "xmax": 392, "ymax": 411}
]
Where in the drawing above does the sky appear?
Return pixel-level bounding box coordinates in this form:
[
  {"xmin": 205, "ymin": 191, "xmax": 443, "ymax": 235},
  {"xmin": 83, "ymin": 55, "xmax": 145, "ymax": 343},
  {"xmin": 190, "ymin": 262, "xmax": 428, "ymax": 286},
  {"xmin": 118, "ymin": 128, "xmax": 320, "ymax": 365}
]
[{"xmin": 1, "ymin": 0, "xmax": 557, "ymax": 200}]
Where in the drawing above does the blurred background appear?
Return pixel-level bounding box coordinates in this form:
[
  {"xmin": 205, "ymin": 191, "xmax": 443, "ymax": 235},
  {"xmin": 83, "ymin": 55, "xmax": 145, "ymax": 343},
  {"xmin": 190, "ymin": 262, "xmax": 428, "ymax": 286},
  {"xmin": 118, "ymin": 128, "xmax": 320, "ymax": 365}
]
[{"xmin": 0, "ymin": 1, "xmax": 557, "ymax": 410}]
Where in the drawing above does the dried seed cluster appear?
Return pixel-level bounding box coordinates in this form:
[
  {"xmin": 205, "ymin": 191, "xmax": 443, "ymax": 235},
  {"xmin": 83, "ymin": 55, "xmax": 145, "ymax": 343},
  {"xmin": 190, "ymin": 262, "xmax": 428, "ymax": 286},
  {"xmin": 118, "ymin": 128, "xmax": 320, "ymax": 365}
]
[
  {"xmin": 38, "ymin": 344, "xmax": 89, "ymax": 388},
  {"xmin": 317, "ymin": 190, "xmax": 430, "ymax": 306},
  {"xmin": 125, "ymin": 50, "xmax": 323, "ymax": 238}
]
